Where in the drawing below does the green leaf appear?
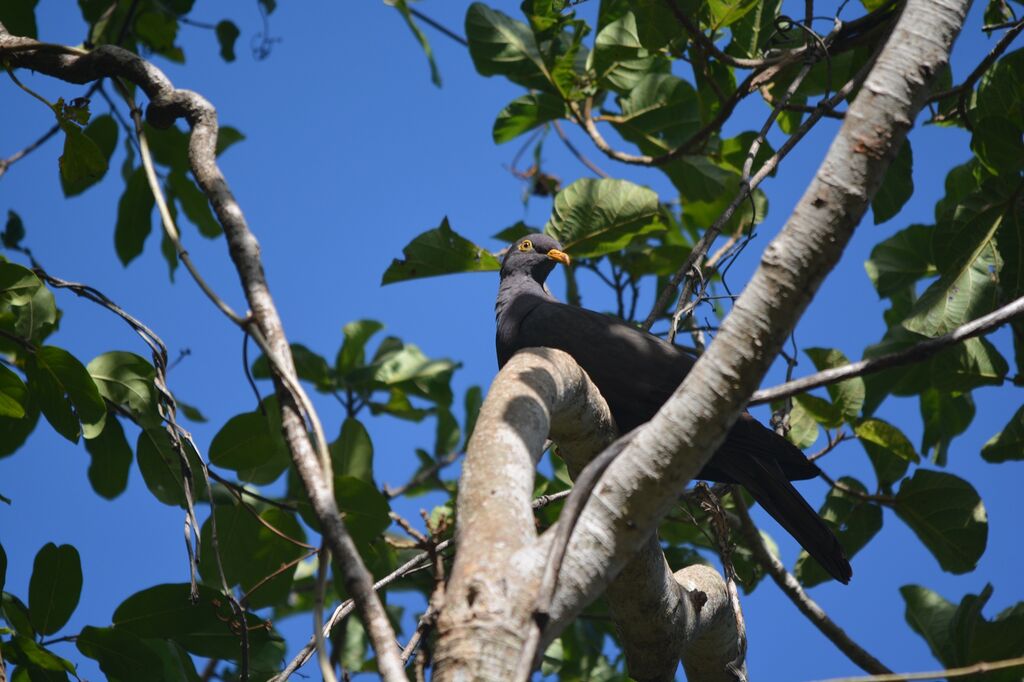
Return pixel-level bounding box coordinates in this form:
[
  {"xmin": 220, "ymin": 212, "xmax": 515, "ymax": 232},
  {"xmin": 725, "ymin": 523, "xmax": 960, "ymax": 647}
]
[
  {"xmin": 465, "ymin": 3, "xmax": 549, "ymax": 91},
  {"xmin": 0, "ymin": 262, "xmax": 42, "ymax": 306},
  {"xmin": 393, "ymin": 0, "xmax": 442, "ymax": 87},
  {"xmin": 214, "ymin": 20, "xmax": 240, "ymax": 62},
  {"xmin": 0, "ymin": 364, "xmax": 28, "ymax": 419},
  {"xmin": 381, "ymin": 218, "xmax": 501, "ymax": 284},
  {"xmin": 982, "ymin": 404, "xmax": 1024, "ymax": 462},
  {"xmin": 2, "ymin": 592, "xmax": 34, "ymax": 637},
  {"xmin": 611, "ymin": 74, "xmax": 701, "ymax": 154},
  {"xmin": 872, "ymin": 140, "xmax": 913, "ymax": 224},
  {"xmin": 975, "ymin": 47, "xmax": 1023, "ymax": 129},
  {"xmin": 169, "ymin": 172, "xmax": 221, "ymax": 237},
  {"xmin": 246, "ymin": 508, "xmax": 307, "ymax": 609},
  {"xmin": 920, "ymin": 389, "xmax": 974, "ymax": 465},
  {"xmin": 462, "ymin": 385, "xmax": 483, "ymax": 449},
  {"xmin": 84, "ymin": 416, "xmax": 132, "ymax": 499},
  {"xmin": 493, "ymin": 93, "xmax": 564, "ymax": 144},
  {"xmin": 626, "ymin": 0, "xmax": 679, "ymax": 50},
  {"xmin": 804, "ymin": 348, "xmax": 865, "ymax": 422},
  {"xmin": 3, "ymin": 633, "xmax": 75, "ymax": 676},
  {"xmin": 26, "ymin": 346, "xmax": 106, "ymax": 443},
  {"xmin": 793, "ymin": 393, "xmax": 842, "ymax": 428},
  {"xmin": 904, "ymin": 243, "xmax": 1002, "ymax": 338},
  {"xmin": 3, "ymin": 210, "xmax": 26, "ymax": 249},
  {"xmin": 28, "ymin": 543, "xmax": 82, "ymax": 635},
  {"xmin": 112, "ymin": 583, "xmax": 279, "ymax": 660},
  {"xmin": 208, "ymin": 401, "xmax": 290, "ymax": 485},
  {"xmin": 253, "ymin": 343, "xmax": 334, "ymax": 390},
  {"xmin": 87, "ymin": 351, "xmax": 160, "ymax": 427},
  {"xmin": 785, "ymin": 399, "xmax": 819, "ymax": 448},
  {"xmin": 726, "ymin": 0, "xmax": 780, "ymax": 59},
  {"xmin": 215, "ymin": 127, "xmax": 245, "ymax": 156},
  {"xmin": 492, "ymin": 221, "xmax": 537, "ymax": 243},
  {"xmin": 544, "ymin": 178, "xmax": 663, "ymax": 258},
  {"xmin": 0, "ymin": 0, "xmax": 39, "ymax": 38},
  {"xmin": 336, "ymin": 319, "xmax": 384, "ymax": 376},
  {"xmin": 134, "ymin": 11, "xmax": 178, "ymax": 51},
  {"xmin": 592, "ymin": 11, "xmax": 664, "ymax": 92},
  {"xmin": 901, "ymin": 585, "xmax": 957, "ymax": 666},
  {"xmin": 115, "ymin": 167, "xmax": 155, "ymax": 266},
  {"xmin": 76, "ymin": 626, "xmax": 162, "ymax": 682},
  {"xmin": 147, "ymin": 639, "xmax": 201, "ymax": 682},
  {"xmin": 330, "ymin": 417, "xmax": 374, "ymax": 483},
  {"xmin": 177, "ymin": 400, "xmax": 207, "ymax": 423},
  {"xmin": 58, "ymin": 123, "xmax": 108, "ymax": 197},
  {"xmin": 0, "ymin": 389, "xmax": 39, "ymax": 459},
  {"xmin": 336, "ymin": 476, "xmax": 391, "ymax": 546},
  {"xmin": 895, "ymin": 469, "xmax": 987, "ymax": 573},
  {"xmin": 855, "ymin": 417, "xmax": 918, "ymax": 488},
  {"xmin": 708, "ymin": 0, "xmax": 760, "ymax": 28},
  {"xmin": 972, "ymin": 116, "xmax": 1024, "ymax": 174},
  {"xmin": 136, "ymin": 427, "xmax": 208, "ymax": 508},
  {"xmin": 13, "ymin": 283, "xmax": 57, "ymax": 343},
  {"xmin": 864, "ymin": 224, "xmax": 935, "ymax": 297},
  {"xmin": 435, "ymin": 407, "xmax": 460, "ymax": 456},
  {"xmin": 795, "ymin": 477, "xmax": 882, "ymax": 587}
]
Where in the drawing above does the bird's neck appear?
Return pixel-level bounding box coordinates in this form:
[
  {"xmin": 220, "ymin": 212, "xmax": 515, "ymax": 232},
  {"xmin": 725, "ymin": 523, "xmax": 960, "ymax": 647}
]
[{"xmin": 495, "ymin": 272, "xmax": 552, "ymax": 321}]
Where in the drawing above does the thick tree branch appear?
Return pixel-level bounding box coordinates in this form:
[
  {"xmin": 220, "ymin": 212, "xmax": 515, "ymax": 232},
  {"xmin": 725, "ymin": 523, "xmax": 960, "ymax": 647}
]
[
  {"xmin": 750, "ymin": 294, "xmax": 1024, "ymax": 406},
  {"xmin": 0, "ymin": 27, "xmax": 405, "ymax": 680},
  {"xmin": 435, "ymin": 349, "xmax": 740, "ymax": 682},
  {"xmin": 528, "ymin": 0, "xmax": 967, "ymax": 660}
]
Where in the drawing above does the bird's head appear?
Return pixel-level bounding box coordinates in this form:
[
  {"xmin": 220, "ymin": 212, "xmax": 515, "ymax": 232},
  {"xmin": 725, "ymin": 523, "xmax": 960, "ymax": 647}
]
[{"xmin": 500, "ymin": 233, "xmax": 571, "ymax": 284}]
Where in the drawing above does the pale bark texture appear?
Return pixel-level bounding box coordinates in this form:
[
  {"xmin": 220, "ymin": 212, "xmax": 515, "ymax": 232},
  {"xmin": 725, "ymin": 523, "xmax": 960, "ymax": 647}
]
[{"xmin": 435, "ymin": 0, "xmax": 970, "ymax": 678}]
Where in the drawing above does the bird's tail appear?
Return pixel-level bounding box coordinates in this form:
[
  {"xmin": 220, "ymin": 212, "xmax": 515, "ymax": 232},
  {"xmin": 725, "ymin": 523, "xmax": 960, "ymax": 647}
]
[{"xmin": 730, "ymin": 457, "xmax": 852, "ymax": 584}]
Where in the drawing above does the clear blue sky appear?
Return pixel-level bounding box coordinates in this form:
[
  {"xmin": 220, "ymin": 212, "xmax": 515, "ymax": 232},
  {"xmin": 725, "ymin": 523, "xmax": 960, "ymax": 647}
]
[{"xmin": 1, "ymin": 1, "xmax": 1021, "ymax": 680}]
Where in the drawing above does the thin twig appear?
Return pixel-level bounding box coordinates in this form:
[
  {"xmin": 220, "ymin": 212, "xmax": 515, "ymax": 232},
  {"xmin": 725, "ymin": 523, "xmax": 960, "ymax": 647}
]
[
  {"xmin": 926, "ymin": 18, "xmax": 1024, "ymax": 103},
  {"xmin": 733, "ymin": 495, "xmax": 891, "ymax": 675},
  {"xmin": 551, "ymin": 120, "xmax": 608, "ymax": 178},
  {"xmin": 750, "ymin": 295, "xmax": 1024, "ymax": 405},
  {"xmin": 0, "ymin": 123, "xmax": 59, "ymax": 178},
  {"xmin": 812, "ymin": 655, "xmax": 1024, "ymax": 682}
]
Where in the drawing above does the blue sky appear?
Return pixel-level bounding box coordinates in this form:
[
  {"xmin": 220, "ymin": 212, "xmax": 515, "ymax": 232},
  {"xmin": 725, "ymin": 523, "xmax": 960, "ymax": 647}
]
[{"xmin": 2, "ymin": 1, "xmax": 1022, "ymax": 680}]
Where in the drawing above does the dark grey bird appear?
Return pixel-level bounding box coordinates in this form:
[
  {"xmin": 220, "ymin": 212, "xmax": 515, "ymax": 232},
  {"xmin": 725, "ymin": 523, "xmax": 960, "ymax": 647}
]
[{"xmin": 496, "ymin": 233, "xmax": 852, "ymax": 584}]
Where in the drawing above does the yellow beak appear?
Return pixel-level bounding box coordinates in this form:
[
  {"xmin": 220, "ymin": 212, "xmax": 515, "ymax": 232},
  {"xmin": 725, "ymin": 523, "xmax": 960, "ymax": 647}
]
[{"xmin": 546, "ymin": 249, "xmax": 571, "ymax": 266}]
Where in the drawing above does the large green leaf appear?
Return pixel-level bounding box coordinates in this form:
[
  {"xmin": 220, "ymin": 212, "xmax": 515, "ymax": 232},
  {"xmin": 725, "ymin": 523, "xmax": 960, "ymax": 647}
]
[
  {"xmin": 0, "ymin": 0, "xmax": 39, "ymax": 38},
  {"xmin": 783, "ymin": 397, "xmax": 819, "ymax": 449},
  {"xmin": 13, "ymin": 282, "xmax": 58, "ymax": 343},
  {"xmin": 493, "ymin": 93, "xmax": 565, "ymax": 144},
  {"xmin": 795, "ymin": 477, "xmax": 882, "ymax": 587},
  {"xmin": 871, "ymin": 140, "xmax": 913, "ymax": 224},
  {"xmin": 726, "ymin": 0, "xmax": 780, "ymax": 59},
  {"xmin": 708, "ymin": 0, "xmax": 760, "ymax": 27},
  {"xmin": 902, "ymin": 584, "xmax": 1024, "ymax": 677},
  {"xmin": 336, "ymin": 476, "xmax": 391, "ymax": 546},
  {"xmin": 83, "ymin": 415, "xmax": 132, "ymax": 500},
  {"xmin": 28, "ymin": 543, "xmax": 82, "ymax": 635},
  {"xmin": 864, "ymin": 224, "xmax": 935, "ymax": 298},
  {"xmin": 136, "ymin": 427, "xmax": 208, "ymax": 508},
  {"xmin": 393, "ymin": 0, "xmax": 442, "ymax": 86},
  {"xmin": 330, "ymin": 417, "xmax": 374, "ymax": 483},
  {"xmin": 804, "ymin": 348, "xmax": 865, "ymax": 423},
  {"xmin": 0, "ymin": 262, "xmax": 42, "ymax": 306},
  {"xmin": 982, "ymin": 404, "xmax": 1024, "ymax": 462},
  {"xmin": 855, "ymin": 417, "xmax": 918, "ymax": 488},
  {"xmin": 626, "ymin": 0, "xmax": 680, "ymax": 50},
  {"xmin": 975, "ymin": 47, "xmax": 1023, "ymax": 128},
  {"xmin": 545, "ymin": 178, "xmax": 663, "ymax": 257},
  {"xmin": 0, "ymin": 363, "xmax": 28, "ymax": 419},
  {"xmin": 26, "ymin": 346, "xmax": 106, "ymax": 443},
  {"xmin": 895, "ymin": 470, "xmax": 987, "ymax": 574},
  {"xmin": 904, "ymin": 242, "xmax": 1002, "ymax": 338},
  {"xmin": 920, "ymin": 388, "xmax": 974, "ymax": 465},
  {"xmin": 58, "ymin": 122, "xmax": 108, "ymax": 197},
  {"xmin": 465, "ymin": 3, "xmax": 550, "ymax": 91},
  {"xmin": 61, "ymin": 115, "xmax": 117, "ymax": 197},
  {"xmin": 382, "ymin": 218, "xmax": 501, "ymax": 284},
  {"xmin": 336, "ymin": 319, "xmax": 384, "ymax": 377},
  {"xmin": 3, "ymin": 633, "xmax": 75, "ymax": 676},
  {"xmin": 208, "ymin": 401, "xmax": 290, "ymax": 485},
  {"xmin": 112, "ymin": 583, "xmax": 281, "ymax": 661},
  {"xmin": 115, "ymin": 167, "xmax": 155, "ymax": 266},
  {"xmin": 76, "ymin": 626, "xmax": 162, "ymax": 682},
  {"xmin": 591, "ymin": 11, "xmax": 664, "ymax": 92},
  {"xmin": 87, "ymin": 351, "xmax": 160, "ymax": 427},
  {"xmin": 972, "ymin": 116, "xmax": 1024, "ymax": 174},
  {"xmin": 611, "ymin": 73, "xmax": 702, "ymax": 154}
]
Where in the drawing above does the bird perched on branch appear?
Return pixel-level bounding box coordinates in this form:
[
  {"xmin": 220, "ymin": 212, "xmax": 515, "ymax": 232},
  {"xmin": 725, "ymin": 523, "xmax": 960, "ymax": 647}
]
[{"xmin": 495, "ymin": 233, "xmax": 852, "ymax": 584}]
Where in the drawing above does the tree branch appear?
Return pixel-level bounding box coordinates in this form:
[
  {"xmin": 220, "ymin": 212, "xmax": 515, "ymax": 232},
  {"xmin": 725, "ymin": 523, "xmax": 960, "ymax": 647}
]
[
  {"xmin": 750, "ymin": 295, "xmax": 1024, "ymax": 406},
  {"xmin": 812, "ymin": 655, "xmax": 1024, "ymax": 682},
  {"xmin": 733, "ymin": 496, "xmax": 891, "ymax": 674},
  {"xmin": 0, "ymin": 27, "xmax": 405, "ymax": 681}
]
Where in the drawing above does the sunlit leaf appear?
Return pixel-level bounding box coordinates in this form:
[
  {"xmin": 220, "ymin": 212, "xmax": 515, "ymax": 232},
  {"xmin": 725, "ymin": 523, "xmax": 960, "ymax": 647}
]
[
  {"xmin": 545, "ymin": 178, "xmax": 663, "ymax": 257},
  {"xmin": 382, "ymin": 218, "xmax": 501, "ymax": 284}
]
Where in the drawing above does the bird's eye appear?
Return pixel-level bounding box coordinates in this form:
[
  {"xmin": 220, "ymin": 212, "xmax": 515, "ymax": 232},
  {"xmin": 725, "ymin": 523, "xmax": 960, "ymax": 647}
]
[{"xmin": 518, "ymin": 239, "xmax": 533, "ymax": 252}]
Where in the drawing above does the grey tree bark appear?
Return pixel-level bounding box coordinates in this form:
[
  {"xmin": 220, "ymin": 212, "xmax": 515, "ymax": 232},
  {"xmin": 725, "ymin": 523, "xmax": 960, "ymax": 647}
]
[{"xmin": 433, "ymin": 0, "xmax": 971, "ymax": 678}]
